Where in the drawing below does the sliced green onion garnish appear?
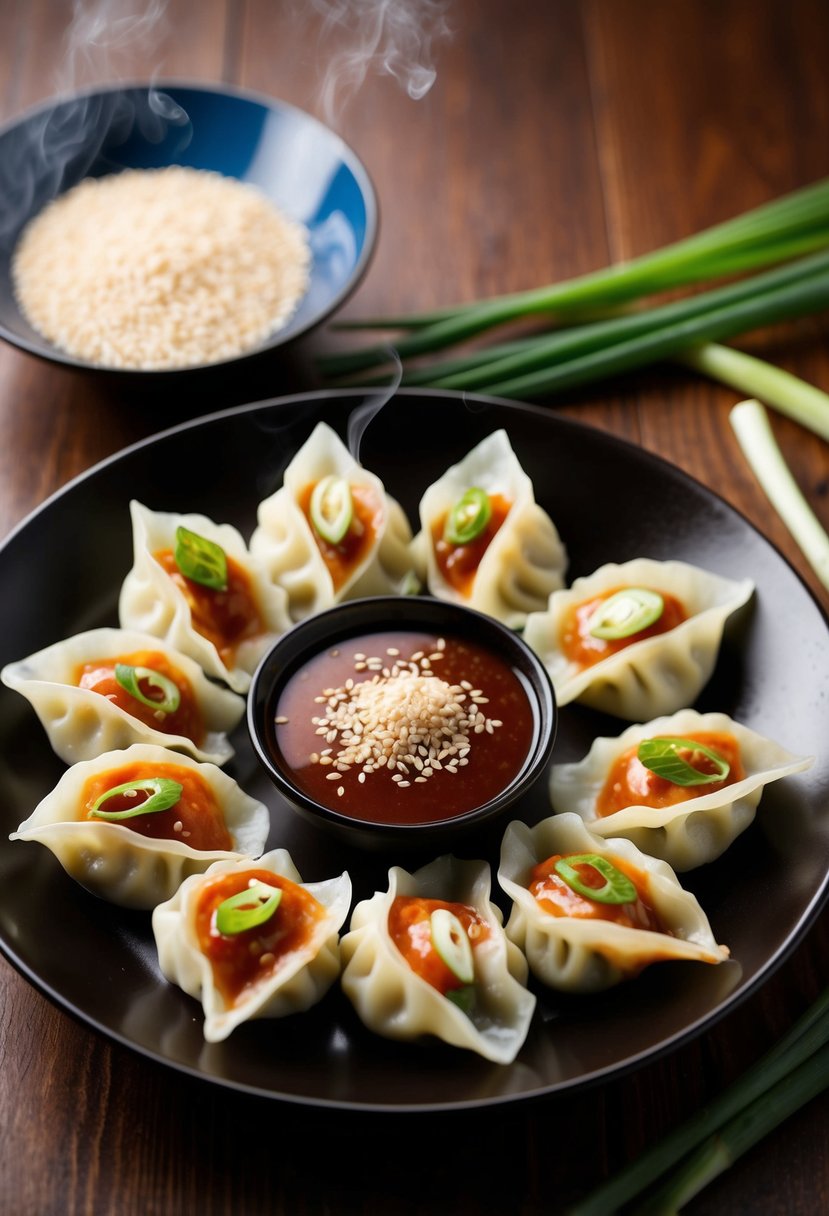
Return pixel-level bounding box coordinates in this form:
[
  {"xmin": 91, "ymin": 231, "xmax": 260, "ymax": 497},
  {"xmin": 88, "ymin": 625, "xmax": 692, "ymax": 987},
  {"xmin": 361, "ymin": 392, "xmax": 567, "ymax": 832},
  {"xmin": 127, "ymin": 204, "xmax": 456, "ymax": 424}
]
[
  {"xmin": 310, "ymin": 475, "xmax": 353, "ymax": 544},
  {"xmin": 89, "ymin": 776, "xmax": 183, "ymax": 820},
  {"xmin": 114, "ymin": 663, "xmax": 181, "ymax": 715},
  {"xmin": 554, "ymin": 853, "xmax": 637, "ymax": 905},
  {"xmin": 446, "ymin": 985, "xmax": 475, "ymax": 1016},
  {"xmin": 430, "ymin": 908, "xmax": 475, "ymax": 984},
  {"xmin": 637, "ymin": 736, "xmax": 731, "ymax": 785},
  {"xmin": 400, "ymin": 569, "xmax": 423, "ymax": 596},
  {"xmin": 215, "ymin": 881, "xmax": 283, "ymax": 935},
  {"xmin": 587, "ymin": 587, "xmax": 664, "ymax": 639},
  {"xmin": 174, "ymin": 525, "xmax": 228, "ymax": 591},
  {"xmin": 443, "ymin": 487, "xmax": 492, "ymax": 545}
]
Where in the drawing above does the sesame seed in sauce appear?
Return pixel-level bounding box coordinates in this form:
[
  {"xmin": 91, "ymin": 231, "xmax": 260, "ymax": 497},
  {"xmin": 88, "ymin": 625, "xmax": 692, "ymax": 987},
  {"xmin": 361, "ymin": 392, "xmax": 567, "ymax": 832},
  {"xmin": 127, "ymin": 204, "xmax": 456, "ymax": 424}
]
[{"xmin": 306, "ymin": 639, "xmax": 502, "ymax": 791}]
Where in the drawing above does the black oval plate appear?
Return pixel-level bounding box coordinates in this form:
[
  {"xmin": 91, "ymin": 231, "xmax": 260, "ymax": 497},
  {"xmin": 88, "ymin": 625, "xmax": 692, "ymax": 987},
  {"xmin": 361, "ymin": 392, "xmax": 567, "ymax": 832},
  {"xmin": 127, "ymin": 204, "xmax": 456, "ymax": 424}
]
[{"xmin": 1, "ymin": 388, "xmax": 827, "ymax": 1111}]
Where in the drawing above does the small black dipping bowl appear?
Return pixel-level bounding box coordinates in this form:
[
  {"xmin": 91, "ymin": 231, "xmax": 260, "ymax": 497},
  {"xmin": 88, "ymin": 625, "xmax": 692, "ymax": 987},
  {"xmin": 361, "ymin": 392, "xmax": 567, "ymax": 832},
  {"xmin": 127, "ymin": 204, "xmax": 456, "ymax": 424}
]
[{"xmin": 247, "ymin": 596, "xmax": 557, "ymax": 851}]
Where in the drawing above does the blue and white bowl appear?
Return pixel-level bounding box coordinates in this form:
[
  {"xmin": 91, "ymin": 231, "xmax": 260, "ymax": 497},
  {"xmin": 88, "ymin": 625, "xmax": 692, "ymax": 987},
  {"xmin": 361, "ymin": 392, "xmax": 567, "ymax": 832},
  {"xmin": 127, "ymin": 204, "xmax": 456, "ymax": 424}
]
[{"xmin": 0, "ymin": 81, "xmax": 377, "ymax": 373}]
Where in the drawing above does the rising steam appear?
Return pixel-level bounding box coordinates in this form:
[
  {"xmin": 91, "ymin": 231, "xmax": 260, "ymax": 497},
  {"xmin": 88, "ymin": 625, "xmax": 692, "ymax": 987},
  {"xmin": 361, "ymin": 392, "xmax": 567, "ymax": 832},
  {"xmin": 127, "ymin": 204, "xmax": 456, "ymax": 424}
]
[
  {"xmin": 57, "ymin": 0, "xmax": 170, "ymax": 93},
  {"xmin": 58, "ymin": 0, "xmax": 452, "ymax": 122},
  {"xmin": 309, "ymin": 0, "xmax": 454, "ymax": 124}
]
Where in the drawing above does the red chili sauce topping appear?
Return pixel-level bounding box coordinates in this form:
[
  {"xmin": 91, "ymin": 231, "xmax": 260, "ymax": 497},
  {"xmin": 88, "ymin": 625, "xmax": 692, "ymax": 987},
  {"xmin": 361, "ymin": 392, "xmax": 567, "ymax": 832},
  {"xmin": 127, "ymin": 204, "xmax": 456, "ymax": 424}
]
[
  {"xmin": 154, "ymin": 549, "xmax": 264, "ymax": 667},
  {"xmin": 388, "ymin": 895, "xmax": 490, "ymax": 997},
  {"xmin": 274, "ymin": 630, "xmax": 536, "ymax": 826},
  {"xmin": 81, "ymin": 760, "xmax": 233, "ymax": 850},
  {"xmin": 596, "ymin": 731, "xmax": 744, "ymax": 818},
  {"xmin": 560, "ymin": 585, "xmax": 687, "ymax": 670},
  {"xmin": 431, "ymin": 493, "xmax": 512, "ymax": 597},
  {"xmin": 529, "ymin": 853, "xmax": 669, "ymax": 934},
  {"xmin": 76, "ymin": 650, "xmax": 205, "ymax": 745},
  {"xmin": 195, "ymin": 868, "xmax": 325, "ymax": 1007},
  {"xmin": 298, "ymin": 481, "xmax": 383, "ymax": 592}
]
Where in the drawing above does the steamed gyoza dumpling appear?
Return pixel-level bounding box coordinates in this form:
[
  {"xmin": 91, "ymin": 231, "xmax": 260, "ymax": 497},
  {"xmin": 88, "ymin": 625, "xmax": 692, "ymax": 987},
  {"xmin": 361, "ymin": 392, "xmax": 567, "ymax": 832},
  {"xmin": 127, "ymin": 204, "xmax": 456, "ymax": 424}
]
[
  {"xmin": 498, "ymin": 813, "xmax": 730, "ymax": 993},
  {"xmin": 10, "ymin": 744, "xmax": 269, "ymax": 909},
  {"xmin": 412, "ymin": 430, "xmax": 568, "ymax": 628},
  {"xmin": 340, "ymin": 855, "xmax": 536, "ymax": 1064},
  {"xmin": 153, "ymin": 849, "xmax": 351, "ymax": 1042},
  {"xmin": 1, "ymin": 627, "xmax": 245, "ymax": 765},
  {"xmin": 523, "ymin": 558, "xmax": 754, "ymax": 720},
  {"xmin": 119, "ymin": 501, "xmax": 291, "ymax": 693},
  {"xmin": 250, "ymin": 421, "xmax": 416, "ymax": 621},
  {"xmin": 549, "ymin": 709, "xmax": 814, "ymax": 870}
]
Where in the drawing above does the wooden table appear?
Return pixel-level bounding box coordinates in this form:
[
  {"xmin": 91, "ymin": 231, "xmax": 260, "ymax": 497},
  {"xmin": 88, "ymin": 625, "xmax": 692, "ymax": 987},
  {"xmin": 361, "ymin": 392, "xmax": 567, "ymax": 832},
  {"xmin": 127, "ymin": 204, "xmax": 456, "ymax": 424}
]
[{"xmin": 1, "ymin": 2, "xmax": 828, "ymax": 1212}]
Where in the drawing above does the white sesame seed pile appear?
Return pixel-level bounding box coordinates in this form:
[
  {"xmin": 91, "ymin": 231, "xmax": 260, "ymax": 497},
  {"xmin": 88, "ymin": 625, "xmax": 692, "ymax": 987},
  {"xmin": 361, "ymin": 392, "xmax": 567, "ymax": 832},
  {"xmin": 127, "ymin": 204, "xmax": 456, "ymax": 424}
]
[
  {"xmin": 12, "ymin": 166, "xmax": 311, "ymax": 370},
  {"xmin": 308, "ymin": 640, "xmax": 503, "ymax": 794}
]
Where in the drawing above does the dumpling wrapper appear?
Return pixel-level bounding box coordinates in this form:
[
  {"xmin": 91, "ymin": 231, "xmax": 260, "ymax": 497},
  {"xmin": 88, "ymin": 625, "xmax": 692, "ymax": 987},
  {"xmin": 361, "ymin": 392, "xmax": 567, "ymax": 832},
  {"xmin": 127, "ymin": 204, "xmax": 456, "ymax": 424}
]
[
  {"xmin": 412, "ymin": 429, "xmax": 568, "ymax": 628},
  {"xmin": 549, "ymin": 709, "xmax": 814, "ymax": 870},
  {"xmin": 498, "ymin": 812, "xmax": 730, "ymax": 993},
  {"xmin": 250, "ymin": 421, "xmax": 416, "ymax": 621},
  {"xmin": 10, "ymin": 744, "xmax": 270, "ymax": 909},
  {"xmin": 1, "ymin": 627, "xmax": 245, "ymax": 766},
  {"xmin": 119, "ymin": 501, "xmax": 291, "ymax": 694},
  {"xmin": 152, "ymin": 849, "xmax": 352, "ymax": 1042},
  {"xmin": 523, "ymin": 558, "xmax": 754, "ymax": 720},
  {"xmin": 340, "ymin": 855, "xmax": 536, "ymax": 1065}
]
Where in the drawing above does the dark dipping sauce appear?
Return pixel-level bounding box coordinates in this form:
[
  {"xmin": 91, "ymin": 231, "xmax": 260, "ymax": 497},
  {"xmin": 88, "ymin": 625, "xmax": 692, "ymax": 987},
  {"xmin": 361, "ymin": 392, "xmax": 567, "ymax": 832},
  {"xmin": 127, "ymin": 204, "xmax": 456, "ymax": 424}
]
[{"xmin": 273, "ymin": 630, "xmax": 537, "ymax": 826}]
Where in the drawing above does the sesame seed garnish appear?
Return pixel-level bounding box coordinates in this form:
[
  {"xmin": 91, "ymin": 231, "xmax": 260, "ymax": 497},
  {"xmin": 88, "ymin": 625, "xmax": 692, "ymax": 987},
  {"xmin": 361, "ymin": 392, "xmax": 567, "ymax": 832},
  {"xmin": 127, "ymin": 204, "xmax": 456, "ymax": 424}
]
[
  {"xmin": 275, "ymin": 715, "xmax": 289, "ymax": 725},
  {"xmin": 305, "ymin": 638, "xmax": 502, "ymax": 792}
]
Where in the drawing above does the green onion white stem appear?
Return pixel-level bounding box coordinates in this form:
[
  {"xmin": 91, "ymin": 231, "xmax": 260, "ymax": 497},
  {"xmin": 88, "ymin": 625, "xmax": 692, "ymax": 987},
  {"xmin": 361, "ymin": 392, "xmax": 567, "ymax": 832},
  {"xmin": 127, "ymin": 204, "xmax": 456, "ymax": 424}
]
[
  {"xmin": 682, "ymin": 343, "xmax": 829, "ymax": 442},
  {"xmin": 730, "ymin": 400, "xmax": 829, "ymax": 592},
  {"xmin": 568, "ymin": 987, "xmax": 829, "ymax": 1216}
]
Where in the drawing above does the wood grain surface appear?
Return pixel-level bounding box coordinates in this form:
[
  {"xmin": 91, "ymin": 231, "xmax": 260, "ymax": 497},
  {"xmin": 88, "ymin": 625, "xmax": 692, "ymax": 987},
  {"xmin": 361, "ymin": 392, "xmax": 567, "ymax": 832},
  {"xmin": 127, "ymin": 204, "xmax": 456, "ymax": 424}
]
[{"xmin": 1, "ymin": 2, "xmax": 828, "ymax": 1213}]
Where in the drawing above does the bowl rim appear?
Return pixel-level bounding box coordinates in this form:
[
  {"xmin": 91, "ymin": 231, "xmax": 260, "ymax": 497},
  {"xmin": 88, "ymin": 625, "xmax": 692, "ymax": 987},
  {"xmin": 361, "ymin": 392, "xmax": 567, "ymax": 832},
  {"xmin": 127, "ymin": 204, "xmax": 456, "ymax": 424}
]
[
  {"xmin": 0, "ymin": 78, "xmax": 379, "ymax": 374},
  {"xmin": 247, "ymin": 594, "xmax": 558, "ymax": 842}
]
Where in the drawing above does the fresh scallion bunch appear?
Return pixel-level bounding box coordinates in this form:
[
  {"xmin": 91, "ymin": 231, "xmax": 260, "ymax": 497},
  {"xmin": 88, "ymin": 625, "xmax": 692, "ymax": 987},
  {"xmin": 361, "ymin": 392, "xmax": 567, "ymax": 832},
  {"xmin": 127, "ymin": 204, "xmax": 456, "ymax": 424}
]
[
  {"xmin": 318, "ymin": 176, "xmax": 829, "ymax": 393},
  {"xmin": 569, "ymin": 986, "xmax": 829, "ymax": 1215}
]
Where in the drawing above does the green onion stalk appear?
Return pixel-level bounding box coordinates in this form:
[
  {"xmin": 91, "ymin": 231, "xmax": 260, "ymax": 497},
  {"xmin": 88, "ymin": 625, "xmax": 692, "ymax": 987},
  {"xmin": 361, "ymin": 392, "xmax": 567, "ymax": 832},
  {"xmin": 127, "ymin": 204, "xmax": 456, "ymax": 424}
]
[
  {"xmin": 320, "ymin": 175, "xmax": 829, "ymax": 381},
  {"xmin": 569, "ymin": 987, "xmax": 829, "ymax": 1215},
  {"xmin": 683, "ymin": 344, "xmax": 829, "ymax": 442},
  {"xmin": 321, "ymin": 248, "xmax": 829, "ymax": 403},
  {"xmin": 730, "ymin": 400, "xmax": 829, "ymax": 592}
]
